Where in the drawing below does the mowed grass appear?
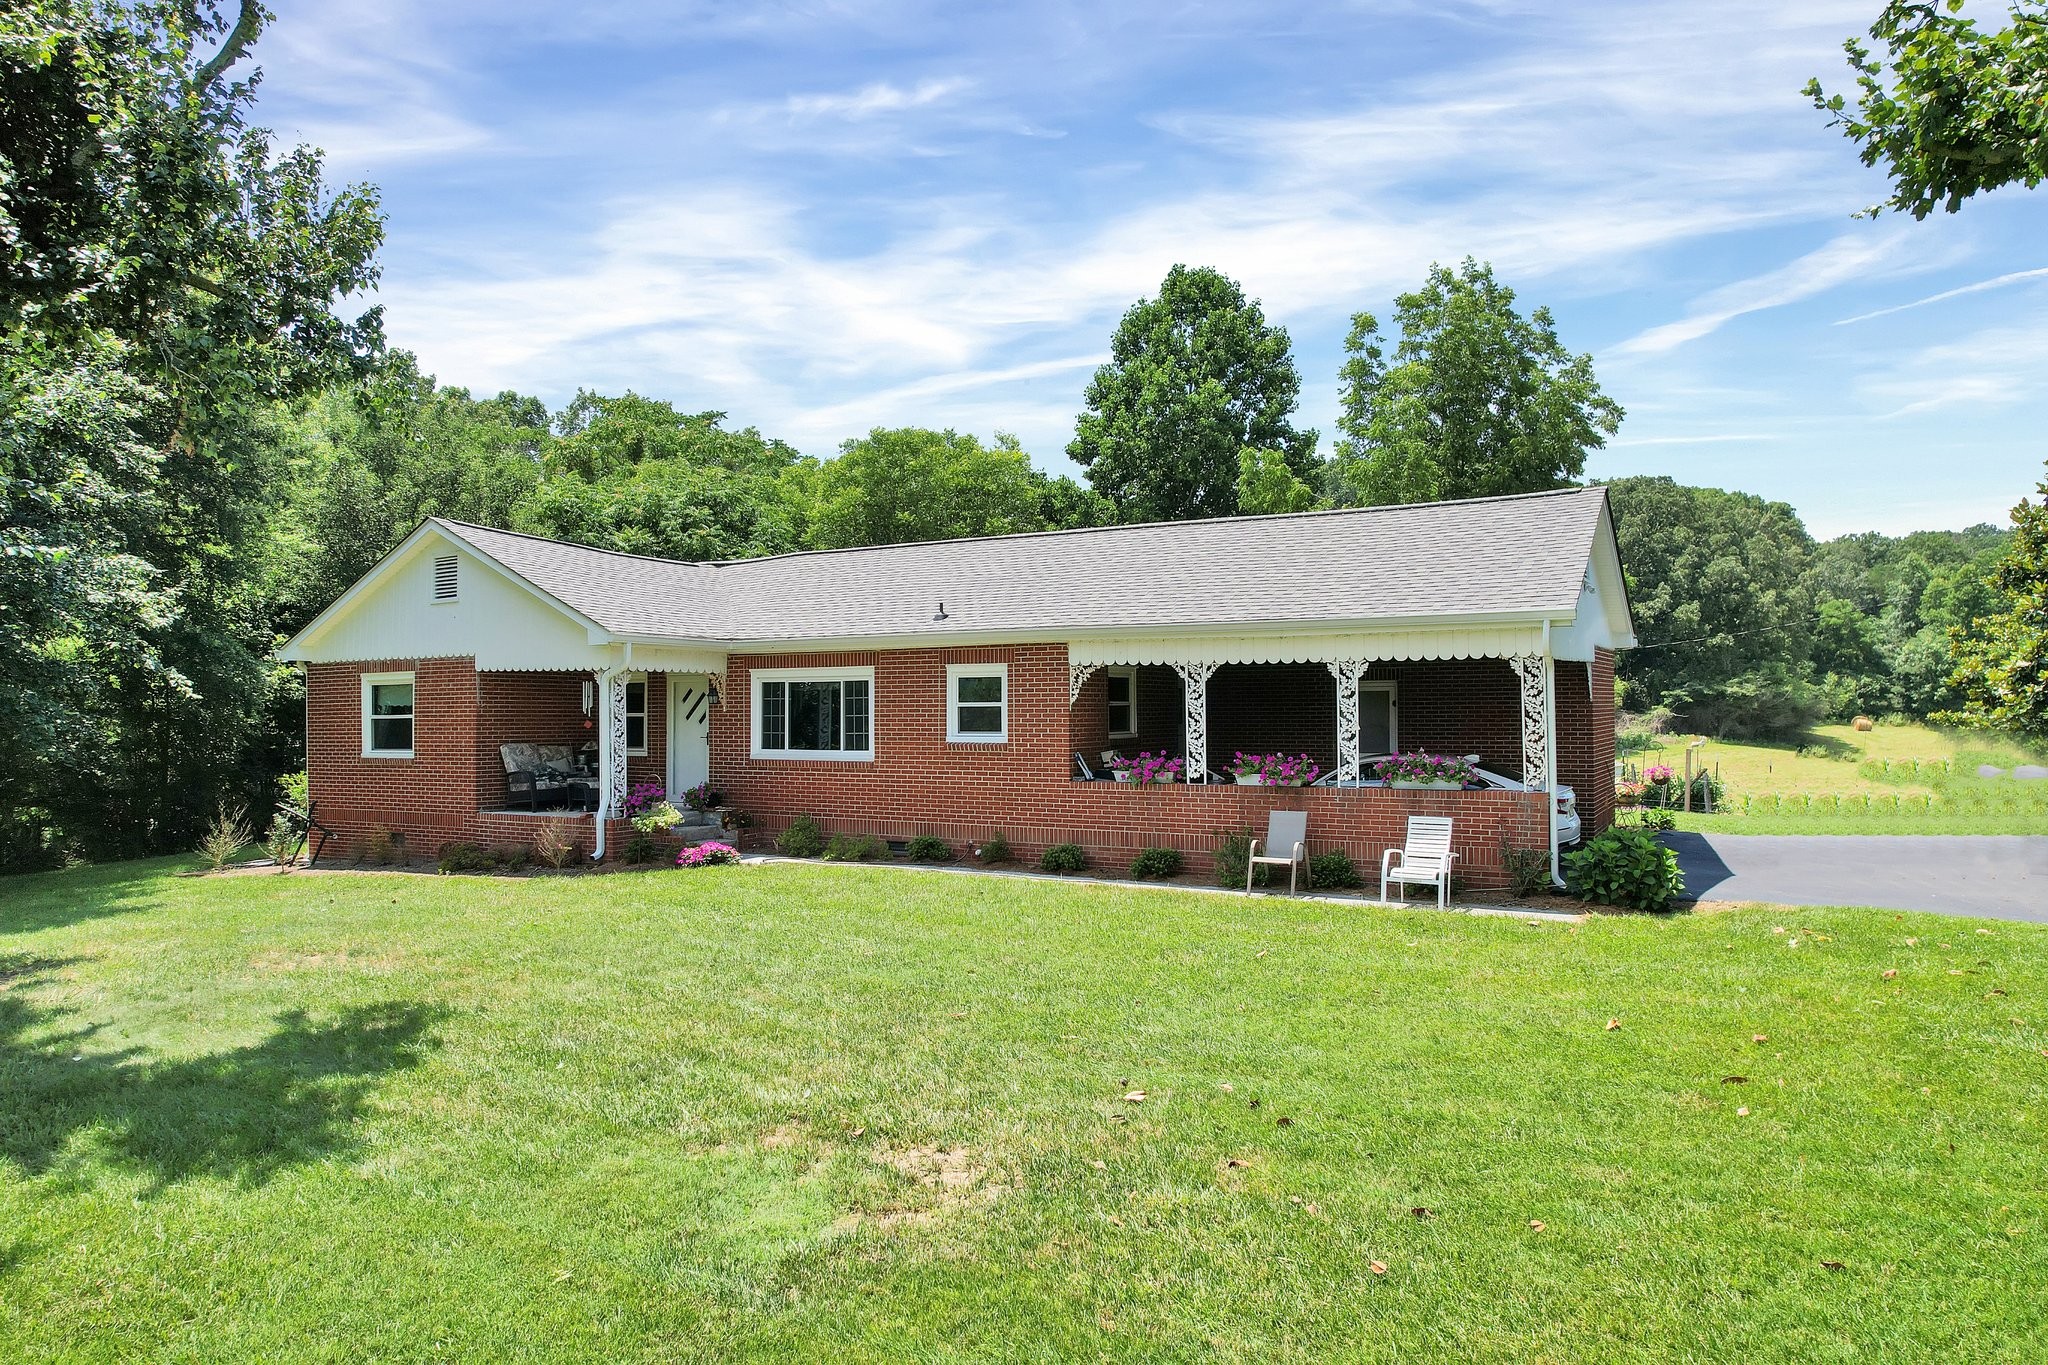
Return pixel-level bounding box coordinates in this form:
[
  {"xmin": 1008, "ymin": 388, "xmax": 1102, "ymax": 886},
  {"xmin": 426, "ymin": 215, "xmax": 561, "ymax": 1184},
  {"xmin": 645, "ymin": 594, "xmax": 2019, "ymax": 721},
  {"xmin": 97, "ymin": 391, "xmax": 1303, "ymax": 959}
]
[
  {"xmin": 1629, "ymin": 722, "xmax": 2048, "ymax": 834},
  {"xmin": 2, "ymin": 860, "xmax": 2043, "ymax": 1362}
]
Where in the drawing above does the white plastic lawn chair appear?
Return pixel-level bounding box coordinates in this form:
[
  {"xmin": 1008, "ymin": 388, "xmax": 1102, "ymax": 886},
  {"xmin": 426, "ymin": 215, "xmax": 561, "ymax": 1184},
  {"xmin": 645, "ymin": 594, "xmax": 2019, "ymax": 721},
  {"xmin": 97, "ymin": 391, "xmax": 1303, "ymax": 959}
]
[
  {"xmin": 1381, "ymin": 816, "xmax": 1457, "ymax": 908},
  {"xmin": 1246, "ymin": 810, "xmax": 1310, "ymax": 894}
]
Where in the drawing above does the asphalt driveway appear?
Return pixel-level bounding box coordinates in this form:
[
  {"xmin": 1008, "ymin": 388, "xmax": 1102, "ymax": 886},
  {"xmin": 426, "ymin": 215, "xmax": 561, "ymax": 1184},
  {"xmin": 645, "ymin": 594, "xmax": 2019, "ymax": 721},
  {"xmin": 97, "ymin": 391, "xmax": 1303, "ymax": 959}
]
[{"xmin": 1666, "ymin": 833, "xmax": 2048, "ymax": 923}]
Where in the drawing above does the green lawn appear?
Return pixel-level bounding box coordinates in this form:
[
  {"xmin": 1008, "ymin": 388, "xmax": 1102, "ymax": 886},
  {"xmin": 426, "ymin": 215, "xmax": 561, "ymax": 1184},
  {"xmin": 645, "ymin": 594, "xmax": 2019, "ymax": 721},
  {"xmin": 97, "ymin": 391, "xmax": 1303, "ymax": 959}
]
[
  {"xmin": 2, "ymin": 860, "xmax": 2043, "ymax": 1362},
  {"xmin": 1627, "ymin": 722, "xmax": 2048, "ymax": 834}
]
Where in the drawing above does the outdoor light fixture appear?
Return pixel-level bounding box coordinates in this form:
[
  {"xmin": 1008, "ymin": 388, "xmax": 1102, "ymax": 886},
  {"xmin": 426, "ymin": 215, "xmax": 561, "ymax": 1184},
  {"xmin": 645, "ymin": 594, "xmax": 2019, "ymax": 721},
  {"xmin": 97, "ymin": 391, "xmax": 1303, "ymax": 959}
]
[
  {"xmin": 706, "ymin": 680, "xmax": 721, "ymax": 706},
  {"xmin": 933, "ymin": 601, "xmax": 950, "ymax": 621}
]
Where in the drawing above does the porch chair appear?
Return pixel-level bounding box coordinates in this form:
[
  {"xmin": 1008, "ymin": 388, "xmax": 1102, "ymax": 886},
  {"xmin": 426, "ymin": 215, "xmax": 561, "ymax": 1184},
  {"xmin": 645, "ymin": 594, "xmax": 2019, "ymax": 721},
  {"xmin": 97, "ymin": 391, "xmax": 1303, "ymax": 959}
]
[
  {"xmin": 1246, "ymin": 809, "xmax": 1311, "ymax": 894},
  {"xmin": 1380, "ymin": 816, "xmax": 1457, "ymax": 909}
]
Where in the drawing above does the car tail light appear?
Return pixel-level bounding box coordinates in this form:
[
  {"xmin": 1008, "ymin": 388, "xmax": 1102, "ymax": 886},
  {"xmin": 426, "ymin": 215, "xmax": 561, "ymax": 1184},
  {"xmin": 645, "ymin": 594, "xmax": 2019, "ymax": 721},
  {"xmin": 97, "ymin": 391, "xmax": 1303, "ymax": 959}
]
[{"xmin": 1555, "ymin": 795, "xmax": 1574, "ymax": 814}]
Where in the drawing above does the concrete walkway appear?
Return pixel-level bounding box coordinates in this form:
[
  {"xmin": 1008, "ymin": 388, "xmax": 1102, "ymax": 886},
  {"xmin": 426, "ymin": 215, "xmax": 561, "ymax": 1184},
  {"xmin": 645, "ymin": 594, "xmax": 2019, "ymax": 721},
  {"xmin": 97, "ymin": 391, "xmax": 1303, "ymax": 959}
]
[{"xmin": 1667, "ymin": 833, "xmax": 2048, "ymax": 923}]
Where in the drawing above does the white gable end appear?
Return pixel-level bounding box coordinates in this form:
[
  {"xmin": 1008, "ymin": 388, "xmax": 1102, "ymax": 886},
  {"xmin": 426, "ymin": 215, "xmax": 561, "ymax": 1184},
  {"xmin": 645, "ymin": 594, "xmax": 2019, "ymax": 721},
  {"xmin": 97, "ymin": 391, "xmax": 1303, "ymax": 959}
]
[{"xmin": 281, "ymin": 529, "xmax": 611, "ymax": 670}]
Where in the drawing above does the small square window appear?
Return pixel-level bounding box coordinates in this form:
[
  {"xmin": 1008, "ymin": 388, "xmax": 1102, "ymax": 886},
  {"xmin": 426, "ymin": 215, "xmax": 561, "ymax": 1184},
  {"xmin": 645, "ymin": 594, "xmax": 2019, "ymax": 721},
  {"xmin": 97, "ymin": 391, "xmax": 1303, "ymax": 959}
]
[{"xmin": 947, "ymin": 664, "xmax": 1006, "ymax": 742}]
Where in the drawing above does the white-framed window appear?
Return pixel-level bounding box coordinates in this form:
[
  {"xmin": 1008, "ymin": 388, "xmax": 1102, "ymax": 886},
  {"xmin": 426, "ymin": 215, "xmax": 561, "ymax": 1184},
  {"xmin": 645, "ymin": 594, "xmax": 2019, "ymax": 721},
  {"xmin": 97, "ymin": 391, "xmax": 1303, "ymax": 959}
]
[
  {"xmin": 946, "ymin": 663, "xmax": 1007, "ymax": 743},
  {"xmin": 625, "ymin": 674, "xmax": 648, "ymax": 755},
  {"xmin": 1105, "ymin": 666, "xmax": 1138, "ymax": 738},
  {"xmin": 752, "ymin": 667, "xmax": 874, "ymax": 761},
  {"xmin": 362, "ymin": 671, "xmax": 416, "ymax": 757}
]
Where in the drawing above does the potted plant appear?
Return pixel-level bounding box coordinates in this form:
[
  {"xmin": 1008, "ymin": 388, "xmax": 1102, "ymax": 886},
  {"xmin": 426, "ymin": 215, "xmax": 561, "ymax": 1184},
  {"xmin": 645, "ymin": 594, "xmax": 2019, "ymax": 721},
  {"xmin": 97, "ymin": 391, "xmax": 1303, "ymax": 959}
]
[
  {"xmin": 1231, "ymin": 752, "xmax": 1322, "ymax": 786},
  {"xmin": 623, "ymin": 781, "xmax": 684, "ymax": 833},
  {"xmin": 1374, "ymin": 752, "xmax": 1477, "ymax": 790},
  {"xmin": 1108, "ymin": 752, "xmax": 1184, "ymax": 785}
]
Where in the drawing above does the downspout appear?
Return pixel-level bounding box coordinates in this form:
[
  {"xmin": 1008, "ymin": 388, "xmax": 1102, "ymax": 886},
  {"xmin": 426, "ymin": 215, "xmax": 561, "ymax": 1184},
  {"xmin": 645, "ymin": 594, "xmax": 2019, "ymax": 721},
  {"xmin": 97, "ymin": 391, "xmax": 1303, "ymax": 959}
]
[
  {"xmin": 590, "ymin": 643, "xmax": 633, "ymax": 862},
  {"xmin": 1544, "ymin": 622, "xmax": 1563, "ymax": 889}
]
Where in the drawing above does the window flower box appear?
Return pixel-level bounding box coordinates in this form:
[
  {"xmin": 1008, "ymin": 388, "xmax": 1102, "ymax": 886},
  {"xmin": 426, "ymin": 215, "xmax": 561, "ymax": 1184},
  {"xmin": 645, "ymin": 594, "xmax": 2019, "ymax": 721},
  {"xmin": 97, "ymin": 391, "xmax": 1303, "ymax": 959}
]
[
  {"xmin": 1231, "ymin": 752, "xmax": 1321, "ymax": 787},
  {"xmin": 1373, "ymin": 752, "xmax": 1477, "ymax": 790},
  {"xmin": 1109, "ymin": 752, "xmax": 1183, "ymax": 785}
]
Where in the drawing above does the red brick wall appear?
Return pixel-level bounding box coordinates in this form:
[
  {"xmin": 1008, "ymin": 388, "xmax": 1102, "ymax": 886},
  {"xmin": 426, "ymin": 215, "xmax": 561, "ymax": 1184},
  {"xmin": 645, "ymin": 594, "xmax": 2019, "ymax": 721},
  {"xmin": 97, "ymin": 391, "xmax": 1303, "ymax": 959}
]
[
  {"xmin": 1556, "ymin": 649, "xmax": 1618, "ymax": 835},
  {"xmin": 712, "ymin": 646, "xmax": 1554, "ymax": 888},
  {"xmin": 307, "ymin": 657, "xmax": 483, "ymax": 855}
]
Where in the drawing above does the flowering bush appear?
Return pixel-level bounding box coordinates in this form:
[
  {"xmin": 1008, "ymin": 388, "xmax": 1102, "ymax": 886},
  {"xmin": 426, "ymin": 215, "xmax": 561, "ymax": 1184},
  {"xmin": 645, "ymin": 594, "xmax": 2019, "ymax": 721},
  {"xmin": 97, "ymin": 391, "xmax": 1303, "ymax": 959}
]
[
  {"xmin": 675, "ymin": 841, "xmax": 741, "ymax": 868},
  {"xmin": 680, "ymin": 781, "xmax": 723, "ymax": 813},
  {"xmin": 623, "ymin": 781, "xmax": 683, "ymax": 833},
  {"xmin": 1109, "ymin": 751, "xmax": 1184, "ymax": 785},
  {"xmin": 1231, "ymin": 752, "xmax": 1322, "ymax": 786},
  {"xmin": 1373, "ymin": 752, "xmax": 1478, "ymax": 786}
]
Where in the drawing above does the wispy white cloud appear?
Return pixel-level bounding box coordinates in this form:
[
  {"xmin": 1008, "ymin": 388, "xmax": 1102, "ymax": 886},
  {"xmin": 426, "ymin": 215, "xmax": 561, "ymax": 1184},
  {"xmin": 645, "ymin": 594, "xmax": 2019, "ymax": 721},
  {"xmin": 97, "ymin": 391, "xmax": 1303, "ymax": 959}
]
[
  {"xmin": 1610, "ymin": 233, "xmax": 1920, "ymax": 357},
  {"xmin": 1868, "ymin": 316, "xmax": 2048, "ymax": 417},
  {"xmin": 1835, "ymin": 266, "xmax": 2048, "ymax": 325},
  {"xmin": 784, "ymin": 77, "xmax": 971, "ymax": 121}
]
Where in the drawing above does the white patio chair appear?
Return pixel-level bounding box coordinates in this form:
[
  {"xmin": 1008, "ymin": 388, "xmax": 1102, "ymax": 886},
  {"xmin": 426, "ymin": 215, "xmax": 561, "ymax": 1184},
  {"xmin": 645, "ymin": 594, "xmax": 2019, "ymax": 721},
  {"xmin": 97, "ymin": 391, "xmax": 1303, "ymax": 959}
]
[
  {"xmin": 1381, "ymin": 816, "xmax": 1457, "ymax": 909},
  {"xmin": 1246, "ymin": 809, "xmax": 1310, "ymax": 894}
]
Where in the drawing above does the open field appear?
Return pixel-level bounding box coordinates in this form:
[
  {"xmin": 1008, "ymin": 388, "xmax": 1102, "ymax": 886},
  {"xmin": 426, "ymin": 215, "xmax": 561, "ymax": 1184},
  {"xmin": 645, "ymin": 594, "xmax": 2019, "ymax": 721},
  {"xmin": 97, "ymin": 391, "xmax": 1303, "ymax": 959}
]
[
  {"xmin": 2, "ymin": 858, "xmax": 2043, "ymax": 1362},
  {"xmin": 1626, "ymin": 722, "xmax": 2048, "ymax": 834}
]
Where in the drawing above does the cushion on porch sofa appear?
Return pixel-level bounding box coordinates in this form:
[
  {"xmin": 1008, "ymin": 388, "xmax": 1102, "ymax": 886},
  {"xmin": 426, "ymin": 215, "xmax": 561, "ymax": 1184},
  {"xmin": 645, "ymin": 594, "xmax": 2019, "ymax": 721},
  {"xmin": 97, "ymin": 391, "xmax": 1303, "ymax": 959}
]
[{"xmin": 499, "ymin": 743, "xmax": 577, "ymax": 778}]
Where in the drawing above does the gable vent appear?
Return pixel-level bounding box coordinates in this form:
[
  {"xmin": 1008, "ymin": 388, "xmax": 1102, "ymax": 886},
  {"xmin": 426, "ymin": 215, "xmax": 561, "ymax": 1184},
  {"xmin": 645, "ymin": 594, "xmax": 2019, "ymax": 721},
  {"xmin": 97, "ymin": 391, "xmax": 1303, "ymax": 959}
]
[{"xmin": 432, "ymin": 555, "xmax": 458, "ymax": 601}]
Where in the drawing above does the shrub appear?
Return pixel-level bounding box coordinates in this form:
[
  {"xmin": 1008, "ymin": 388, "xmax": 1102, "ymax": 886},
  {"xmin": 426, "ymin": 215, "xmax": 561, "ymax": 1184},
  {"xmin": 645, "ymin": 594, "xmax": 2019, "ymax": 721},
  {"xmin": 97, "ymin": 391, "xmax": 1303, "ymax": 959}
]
[
  {"xmin": 1129, "ymin": 847, "xmax": 1183, "ymax": 879},
  {"xmin": 776, "ymin": 816, "xmax": 826, "ymax": 858},
  {"xmin": 1308, "ymin": 850, "xmax": 1362, "ymax": 889},
  {"xmin": 1500, "ymin": 845, "xmax": 1550, "ymax": 897},
  {"xmin": 532, "ymin": 822, "xmax": 580, "ymax": 869},
  {"xmin": 1213, "ymin": 830, "xmax": 1269, "ymax": 888},
  {"xmin": 905, "ymin": 834, "xmax": 953, "ymax": 862},
  {"xmin": 621, "ymin": 833, "xmax": 662, "ymax": 865},
  {"xmin": 361, "ymin": 826, "xmax": 403, "ymax": 866},
  {"xmin": 493, "ymin": 844, "xmax": 531, "ymax": 873},
  {"xmin": 263, "ymin": 820, "xmax": 299, "ymax": 871},
  {"xmin": 1039, "ymin": 843, "xmax": 1088, "ymax": 874},
  {"xmin": 1564, "ymin": 827, "xmax": 1683, "ymax": 912},
  {"xmin": 1624, "ymin": 807, "xmax": 1676, "ymax": 833},
  {"xmin": 824, "ymin": 832, "xmax": 889, "ymax": 862},
  {"xmin": 973, "ymin": 832, "xmax": 1013, "ymax": 864},
  {"xmin": 437, "ymin": 841, "xmax": 496, "ymax": 875},
  {"xmin": 676, "ymin": 841, "xmax": 741, "ymax": 867},
  {"xmin": 197, "ymin": 803, "xmax": 252, "ymax": 871}
]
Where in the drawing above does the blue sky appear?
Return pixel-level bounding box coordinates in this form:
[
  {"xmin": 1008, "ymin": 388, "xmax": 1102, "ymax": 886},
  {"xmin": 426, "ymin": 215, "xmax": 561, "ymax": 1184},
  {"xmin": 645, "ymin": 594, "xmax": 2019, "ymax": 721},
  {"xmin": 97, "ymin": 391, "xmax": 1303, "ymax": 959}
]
[{"xmin": 256, "ymin": 0, "xmax": 2047, "ymax": 537}]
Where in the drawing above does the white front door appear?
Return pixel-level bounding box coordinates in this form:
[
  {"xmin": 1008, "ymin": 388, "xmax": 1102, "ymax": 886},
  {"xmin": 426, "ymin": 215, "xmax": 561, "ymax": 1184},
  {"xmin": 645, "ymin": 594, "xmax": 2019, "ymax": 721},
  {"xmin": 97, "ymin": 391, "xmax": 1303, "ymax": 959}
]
[{"xmin": 667, "ymin": 674, "xmax": 712, "ymax": 796}]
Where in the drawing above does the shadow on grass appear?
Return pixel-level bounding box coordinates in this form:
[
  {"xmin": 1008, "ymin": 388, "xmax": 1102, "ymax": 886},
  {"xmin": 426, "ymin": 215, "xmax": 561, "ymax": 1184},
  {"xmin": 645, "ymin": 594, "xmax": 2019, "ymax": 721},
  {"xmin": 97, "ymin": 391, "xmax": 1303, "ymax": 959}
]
[
  {"xmin": 0, "ymin": 856, "xmax": 196, "ymax": 936},
  {"xmin": 0, "ymin": 952, "xmax": 448, "ymax": 1191}
]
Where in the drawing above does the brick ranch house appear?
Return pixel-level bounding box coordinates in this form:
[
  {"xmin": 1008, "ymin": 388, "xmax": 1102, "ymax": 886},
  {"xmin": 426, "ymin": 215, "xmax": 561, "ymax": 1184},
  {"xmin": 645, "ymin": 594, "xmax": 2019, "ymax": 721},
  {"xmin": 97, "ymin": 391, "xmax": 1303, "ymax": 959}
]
[{"xmin": 278, "ymin": 487, "xmax": 1635, "ymax": 889}]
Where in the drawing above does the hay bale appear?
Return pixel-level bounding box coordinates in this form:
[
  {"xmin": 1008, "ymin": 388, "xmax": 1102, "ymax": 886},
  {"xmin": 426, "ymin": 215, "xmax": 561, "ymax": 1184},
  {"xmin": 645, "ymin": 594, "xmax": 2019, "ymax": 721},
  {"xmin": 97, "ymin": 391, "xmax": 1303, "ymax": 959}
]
[{"xmin": 1851, "ymin": 715, "xmax": 1874, "ymax": 732}]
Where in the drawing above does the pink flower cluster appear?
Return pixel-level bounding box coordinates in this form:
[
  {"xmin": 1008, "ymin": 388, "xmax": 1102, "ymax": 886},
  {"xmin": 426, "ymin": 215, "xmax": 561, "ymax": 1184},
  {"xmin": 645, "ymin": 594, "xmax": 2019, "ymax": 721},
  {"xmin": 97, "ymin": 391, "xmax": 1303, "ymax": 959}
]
[
  {"xmin": 1232, "ymin": 752, "xmax": 1322, "ymax": 785},
  {"xmin": 1372, "ymin": 751, "xmax": 1477, "ymax": 785},
  {"xmin": 675, "ymin": 842, "xmax": 741, "ymax": 868},
  {"xmin": 622, "ymin": 781, "xmax": 668, "ymax": 819},
  {"xmin": 1643, "ymin": 764, "xmax": 1674, "ymax": 785},
  {"xmin": 1108, "ymin": 751, "xmax": 1184, "ymax": 784}
]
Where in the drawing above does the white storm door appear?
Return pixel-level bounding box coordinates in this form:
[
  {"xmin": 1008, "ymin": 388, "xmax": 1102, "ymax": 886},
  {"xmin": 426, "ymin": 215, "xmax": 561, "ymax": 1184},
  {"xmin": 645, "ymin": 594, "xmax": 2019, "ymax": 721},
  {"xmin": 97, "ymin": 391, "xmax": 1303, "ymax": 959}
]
[{"xmin": 667, "ymin": 674, "xmax": 712, "ymax": 794}]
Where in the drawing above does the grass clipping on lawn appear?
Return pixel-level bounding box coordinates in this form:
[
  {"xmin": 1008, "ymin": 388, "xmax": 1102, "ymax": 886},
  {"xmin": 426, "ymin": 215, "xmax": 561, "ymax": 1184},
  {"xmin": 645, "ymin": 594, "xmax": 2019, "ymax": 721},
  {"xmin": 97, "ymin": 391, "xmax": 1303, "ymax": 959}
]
[{"xmin": 1, "ymin": 857, "xmax": 2042, "ymax": 1362}]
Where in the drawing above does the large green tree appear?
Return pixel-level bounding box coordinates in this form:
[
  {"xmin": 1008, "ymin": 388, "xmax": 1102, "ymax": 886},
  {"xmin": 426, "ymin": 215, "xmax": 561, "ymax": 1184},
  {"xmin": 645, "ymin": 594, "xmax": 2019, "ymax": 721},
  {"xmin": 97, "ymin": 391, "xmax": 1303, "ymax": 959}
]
[
  {"xmin": 1807, "ymin": 1, "xmax": 2047, "ymax": 219},
  {"xmin": 1068, "ymin": 265, "xmax": 1317, "ymax": 523},
  {"xmin": 1333, "ymin": 259, "xmax": 1622, "ymax": 508},
  {"xmin": 808, "ymin": 428, "xmax": 1050, "ymax": 549},
  {"xmin": 1943, "ymin": 468, "xmax": 2048, "ymax": 740},
  {"xmin": 1607, "ymin": 477, "xmax": 1818, "ymax": 739},
  {"xmin": 0, "ymin": 0, "xmax": 383, "ymax": 866}
]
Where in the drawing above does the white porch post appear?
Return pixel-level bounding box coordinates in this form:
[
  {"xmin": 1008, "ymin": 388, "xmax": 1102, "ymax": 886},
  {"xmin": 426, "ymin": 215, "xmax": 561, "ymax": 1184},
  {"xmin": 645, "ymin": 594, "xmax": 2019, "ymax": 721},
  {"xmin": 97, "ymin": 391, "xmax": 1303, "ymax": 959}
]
[
  {"xmin": 596, "ymin": 668, "xmax": 629, "ymax": 815},
  {"xmin": 1174, "ymin": 662, "xmax": 1219, "ymax": 782},
  {"xmin": 1509, "ymin": 651, "xmax": 1559, "ymax": 884},
  {"xmin": 1325, "ymin": 660, "xmax": 1370, "ymax": 783}
]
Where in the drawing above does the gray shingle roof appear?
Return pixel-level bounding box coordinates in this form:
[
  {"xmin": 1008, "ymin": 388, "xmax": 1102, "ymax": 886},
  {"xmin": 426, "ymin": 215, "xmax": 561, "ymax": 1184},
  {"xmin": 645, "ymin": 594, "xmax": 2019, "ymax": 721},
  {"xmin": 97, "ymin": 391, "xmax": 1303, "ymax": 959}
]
[{"xmin": 438, "ymin": 486, "xmax": 1612, "ymax": 644}]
